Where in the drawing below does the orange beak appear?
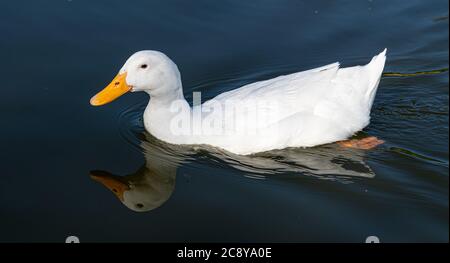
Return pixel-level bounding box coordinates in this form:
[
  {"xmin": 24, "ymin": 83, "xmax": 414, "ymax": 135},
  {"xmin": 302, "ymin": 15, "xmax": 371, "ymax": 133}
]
[
  {"xmin": 90, "ymin": 171, "xmax": 130, "ymax": 201},
  {"xmin": 90, "ymin": 72, "xmax": 131, "ymax": 106}
]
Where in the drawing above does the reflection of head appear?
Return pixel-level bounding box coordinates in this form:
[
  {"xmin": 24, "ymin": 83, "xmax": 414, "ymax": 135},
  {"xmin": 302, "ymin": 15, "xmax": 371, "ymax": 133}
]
[
  {"xmin": 90, "ymin": 134, "xmax": 189, "ymax": 212},
  {"xmin": 91, "ymin": 166, "xmax": 176, "ymax": 212}
]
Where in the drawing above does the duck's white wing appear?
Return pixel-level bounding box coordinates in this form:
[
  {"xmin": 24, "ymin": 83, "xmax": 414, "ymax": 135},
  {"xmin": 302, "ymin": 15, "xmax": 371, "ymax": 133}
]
[
  {"xmin": 203, "ymin": 62, "xmax": 341, "ymax": 128},
  {"xmin": 210, "ymin": 62, "xmax": 340, "ymax": 102}
]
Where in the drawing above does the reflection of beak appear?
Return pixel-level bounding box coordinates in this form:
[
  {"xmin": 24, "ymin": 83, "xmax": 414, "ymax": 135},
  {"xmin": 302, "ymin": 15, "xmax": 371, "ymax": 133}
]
[
  {"xmin": 90, "ymin": 72, "xmax": 131, "ymax": 106},
  {"xmin": 90, "ymin": 170, "xmax": 130, "ymax": 201}
]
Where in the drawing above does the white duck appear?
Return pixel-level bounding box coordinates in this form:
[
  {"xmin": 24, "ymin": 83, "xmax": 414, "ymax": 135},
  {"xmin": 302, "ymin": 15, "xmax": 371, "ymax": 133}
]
[{"xmin": 91, "ymin": 49, "xmax": 386, "ymax": 155}]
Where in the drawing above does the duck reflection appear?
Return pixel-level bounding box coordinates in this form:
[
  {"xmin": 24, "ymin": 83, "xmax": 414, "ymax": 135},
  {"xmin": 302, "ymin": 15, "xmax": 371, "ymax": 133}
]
[
  {"xmin": 90, "ymin": 134, "xmax": 191, "ymax": 212},
  {"xmin": 232, "ymin": 144, "xmax": 376, "ymax": 179},
  {"xmin": 90, "ymin": 133, "xmax": 377, "ymax": 212}
]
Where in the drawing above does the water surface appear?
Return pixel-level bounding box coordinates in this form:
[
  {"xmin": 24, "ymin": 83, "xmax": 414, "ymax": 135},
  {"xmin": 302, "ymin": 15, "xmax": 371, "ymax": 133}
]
[{"xmin": 0, "ymin": 0, "xmax": 448, "ymax": 242}]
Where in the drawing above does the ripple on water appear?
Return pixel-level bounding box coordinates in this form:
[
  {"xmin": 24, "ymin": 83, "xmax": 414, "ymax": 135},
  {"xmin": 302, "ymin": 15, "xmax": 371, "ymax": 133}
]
[{"xmin": 389, "ymin": 146, "xmax": 448, "ymax": 167}]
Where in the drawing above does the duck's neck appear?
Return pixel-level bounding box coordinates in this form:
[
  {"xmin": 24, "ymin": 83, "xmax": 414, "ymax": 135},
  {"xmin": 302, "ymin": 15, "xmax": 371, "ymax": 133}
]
[
  {"xmin": 143, "ymin": 82, "xmax": 193, "ymax": 144},
  {"xmin": 147, "ymin": 82, "xmax": 186, "ymax": 105}
]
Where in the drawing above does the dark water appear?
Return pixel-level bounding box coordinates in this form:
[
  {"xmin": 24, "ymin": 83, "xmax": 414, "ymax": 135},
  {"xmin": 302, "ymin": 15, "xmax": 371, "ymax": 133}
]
[{"xmin": 0, "ymin": 0, "xmax": 448, "ymax": 242}]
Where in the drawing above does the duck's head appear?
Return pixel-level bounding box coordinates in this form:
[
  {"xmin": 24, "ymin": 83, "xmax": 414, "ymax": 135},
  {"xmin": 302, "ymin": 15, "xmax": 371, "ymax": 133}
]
[{"xmin": 90, "ymin": 50, "xmax": 182, "ymax": 106}]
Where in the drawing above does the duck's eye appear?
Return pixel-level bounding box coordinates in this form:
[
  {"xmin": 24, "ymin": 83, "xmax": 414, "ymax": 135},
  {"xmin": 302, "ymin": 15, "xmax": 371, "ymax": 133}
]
[
  {"xmin": 140, "ymin": 64, "xmax": 148, "ymax": 69},
  {"xmin": 136, "ymin": 203, "xmax": 144, "ymax": 209}
]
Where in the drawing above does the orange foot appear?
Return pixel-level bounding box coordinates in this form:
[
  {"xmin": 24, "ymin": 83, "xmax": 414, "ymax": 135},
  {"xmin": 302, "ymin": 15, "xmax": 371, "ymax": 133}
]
[{"xmin": 337, "ymin": 136, "xmax": 385, "ymax": 150}]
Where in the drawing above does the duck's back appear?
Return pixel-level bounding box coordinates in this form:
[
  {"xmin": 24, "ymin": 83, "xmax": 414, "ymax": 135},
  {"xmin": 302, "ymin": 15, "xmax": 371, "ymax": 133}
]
[{"xmin": 200, "ymin": 49, "xmax": 387, "ymax": 154}]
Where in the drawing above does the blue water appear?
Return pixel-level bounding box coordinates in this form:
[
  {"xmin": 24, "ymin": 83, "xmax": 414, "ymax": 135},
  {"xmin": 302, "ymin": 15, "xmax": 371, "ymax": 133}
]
[{"xmin": 0, "ymin": 0, "xmax": 448, "ymax": 242}]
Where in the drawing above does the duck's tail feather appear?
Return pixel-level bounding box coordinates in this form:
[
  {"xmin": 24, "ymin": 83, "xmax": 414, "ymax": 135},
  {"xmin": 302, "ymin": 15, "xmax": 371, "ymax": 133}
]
[{"xmin": 365, "ymin": 48, "xmax": 387, "ymax": 109}]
